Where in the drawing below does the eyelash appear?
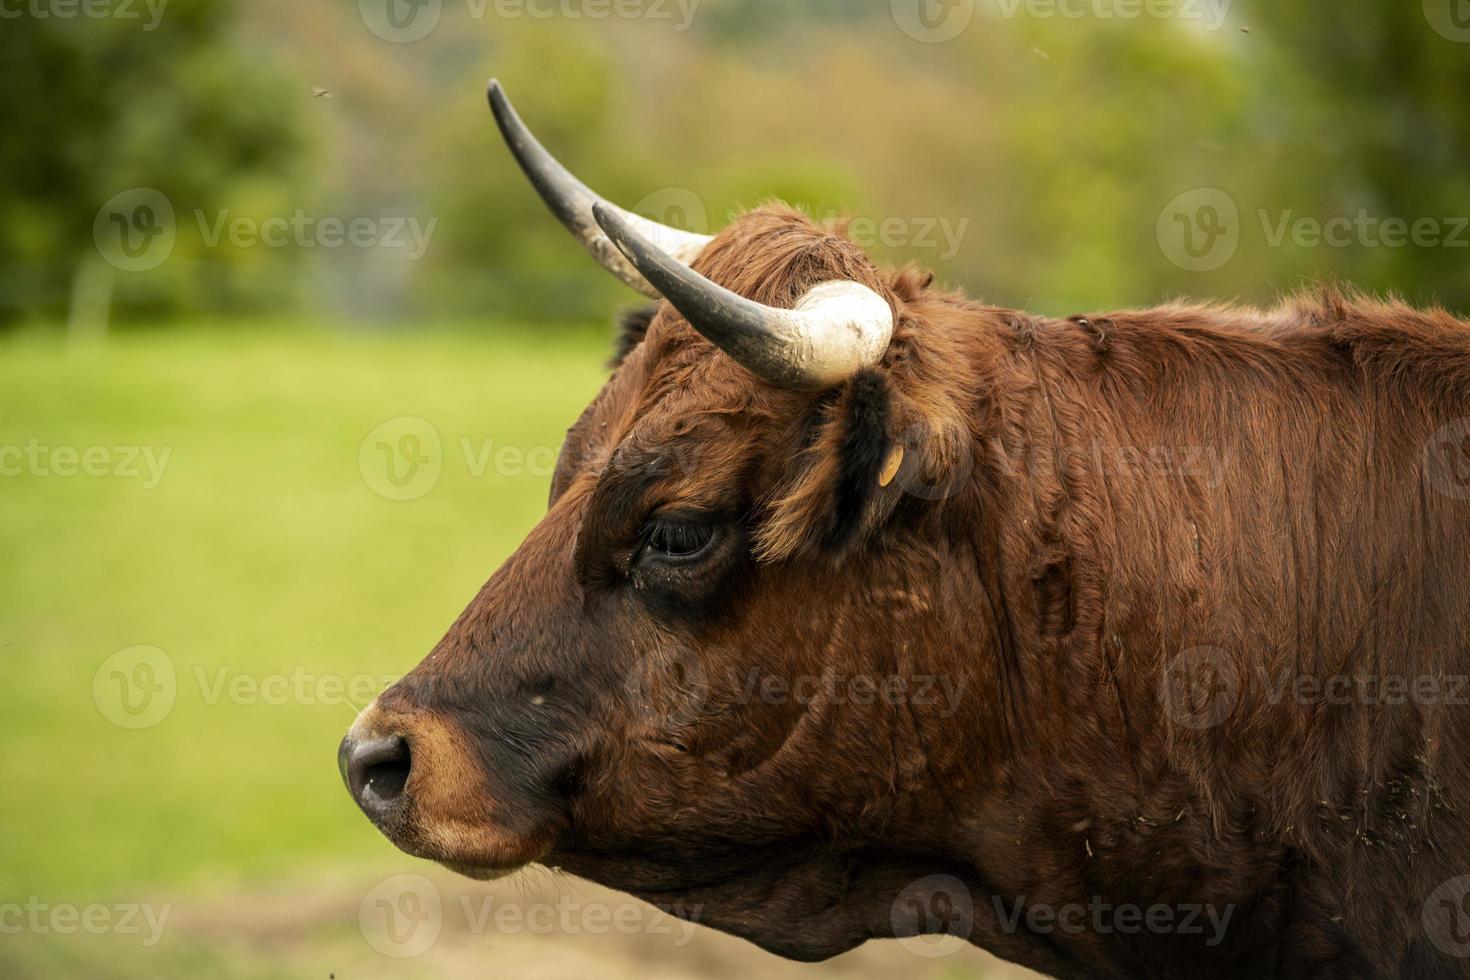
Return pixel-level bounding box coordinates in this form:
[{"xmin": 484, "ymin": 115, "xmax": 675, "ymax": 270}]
[{"xmin": 643, "ymin": 519, "xmax": 715, "ymax": 561}]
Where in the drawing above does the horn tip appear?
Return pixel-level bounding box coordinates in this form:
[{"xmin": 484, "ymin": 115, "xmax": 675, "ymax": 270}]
[
  {"xmin": 591, "ymin": 202, "xmax": 624, "ymax": 240},
  {"xmin": 486, "ymin": 78, "xmax": 505, "ymax": 109}
]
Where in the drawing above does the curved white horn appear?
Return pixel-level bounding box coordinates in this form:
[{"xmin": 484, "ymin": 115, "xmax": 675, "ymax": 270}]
[
  {"xmin": 487, "ymin": 80, "xmax": 713, "ymax": 299},
  {"xmin": 593, "ymin": 204, "xmax": 894, "ymax": 391}
]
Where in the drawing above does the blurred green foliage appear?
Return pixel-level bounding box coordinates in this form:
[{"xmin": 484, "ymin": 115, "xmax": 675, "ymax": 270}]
[
  {"xmin": 4, "ymin": 0, "xmax": 1468, "ymax": 325},
  {"xmin": 0, "ymin": 0, "xmax": 310, "ymax": 320}
]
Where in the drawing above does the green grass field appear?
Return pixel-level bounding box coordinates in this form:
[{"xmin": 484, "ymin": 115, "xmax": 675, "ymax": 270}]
[
  {"xmin": 0, "ymin": 324, "xmax": 1021, "ymax": 979},
  {"xmin": 0, "ymin": 322, "xmax": 611, "ymax": 899}
]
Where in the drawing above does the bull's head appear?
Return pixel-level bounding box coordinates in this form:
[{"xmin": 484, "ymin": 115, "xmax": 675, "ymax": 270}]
[{"xmin": 340, "ymin": 82, "xmax": 981, "ymax": 961}]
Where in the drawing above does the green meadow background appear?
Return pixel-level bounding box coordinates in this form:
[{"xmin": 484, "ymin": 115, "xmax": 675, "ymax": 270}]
[{"xmin": 3, "ymin": 0, "xmax": 1468, "ymax": 976}]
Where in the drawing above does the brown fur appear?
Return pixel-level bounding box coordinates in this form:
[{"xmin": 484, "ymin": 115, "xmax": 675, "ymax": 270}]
[{"xmin": 353, "ymin": 203, "xmax": 1470, "ymax": 978}]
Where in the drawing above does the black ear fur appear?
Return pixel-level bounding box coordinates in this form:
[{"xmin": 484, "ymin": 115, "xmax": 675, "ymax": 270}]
[
  {"xmin": 824, "ymin": 369, "xmax": 893, "ymax": 552},
  {"xmin": 610, "ymin": 305, "xmax": 659, "ymax": 367}
]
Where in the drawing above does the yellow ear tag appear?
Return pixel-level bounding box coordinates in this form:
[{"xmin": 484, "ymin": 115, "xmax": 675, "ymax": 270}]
[{"xmin": 878, "ymin": 445, "xmax": 904, "ymax": 488}]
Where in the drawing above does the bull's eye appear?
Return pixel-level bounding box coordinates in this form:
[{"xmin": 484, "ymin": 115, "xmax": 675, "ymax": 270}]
[{"xmin": 641, "ymin": 518, "xmax": 716, "ymax": 563}]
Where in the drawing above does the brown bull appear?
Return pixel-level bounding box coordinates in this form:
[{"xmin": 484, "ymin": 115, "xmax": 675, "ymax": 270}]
[{"xmin": 340, "ymin": 82, "xmax": 1470, "ymax": 978}]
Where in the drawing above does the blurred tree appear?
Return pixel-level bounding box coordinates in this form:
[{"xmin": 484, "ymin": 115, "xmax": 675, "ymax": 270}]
[
  {"xmin": 1245, "ymin": 2, "xmax": 1470, "ymax": 309},
  {"xmin": 0, "ymin": 0, "xmax": 308, "ymax": 325},
  {"xmin": 4, "ymin": 0, "xmax": 1468, "ymax": 326}
]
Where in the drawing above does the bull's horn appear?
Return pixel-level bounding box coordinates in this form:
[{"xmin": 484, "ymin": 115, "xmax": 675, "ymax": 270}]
[
  {"xmin": 593, "ymin": 203, "xmax": 894, "ymax": 391},
  {"xmin": 487, "ymin": 80, "xmax": 713, "ymax": 299}
]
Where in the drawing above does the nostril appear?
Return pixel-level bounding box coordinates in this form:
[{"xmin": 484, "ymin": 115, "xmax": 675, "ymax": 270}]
[{"xmin": 346, "ymin": 735, "xmax": 412, "ymax": 816}]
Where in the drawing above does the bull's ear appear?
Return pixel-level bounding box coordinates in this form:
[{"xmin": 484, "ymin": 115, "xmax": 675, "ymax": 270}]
[
  {"xmin": 610, "ymin": 304, "xmax": 658, "ymax": 368},
  {"xmin": 755, "ymin": 370, "xmax": 910, "ymax": 561}
]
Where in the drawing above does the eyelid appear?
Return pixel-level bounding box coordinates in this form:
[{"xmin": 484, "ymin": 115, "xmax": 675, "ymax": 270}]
[
  {"xmin": 639, "ymin": 514, "xmax": 720, "ymax": 563},
  {"xmin": 645, "ymin": 505, "xmax": 723, "ymax": 525}
]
